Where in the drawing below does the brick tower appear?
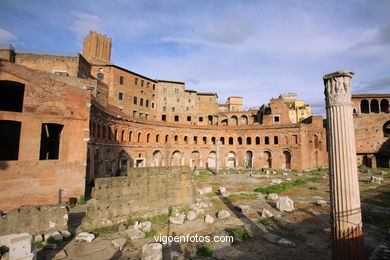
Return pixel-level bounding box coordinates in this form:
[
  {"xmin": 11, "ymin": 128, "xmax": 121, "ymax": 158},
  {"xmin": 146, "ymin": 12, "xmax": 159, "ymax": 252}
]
[{"xmin": 82, "ymin": 31, "xmax": 112, "ymax": 64}]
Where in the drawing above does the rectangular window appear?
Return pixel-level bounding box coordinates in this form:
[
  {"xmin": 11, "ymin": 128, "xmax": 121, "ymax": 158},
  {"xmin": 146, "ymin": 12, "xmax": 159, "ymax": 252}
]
[
  {"xmin": 119, "ymin": 76, "xmax": 124, "ymax": 85},
  {"xmin": 133, "ymin": 111, "xmax": 137, "ymax": 117},
  {"xmin": 175, "ymin": 88, "xmax": 179, "ymax": 93},
  {"xmin": 199, "ymin": 117, "xmax": 203, "ymax": 122},
  {"xmin": 118, "ymin": 92, "xmax": 124, "ymax": 100},
  {"xmin": 187, "ymin": 116, "xmax": 191, "ymax": 121},
  {"xmin": 39, "ymin": 123, "xmax": 63, "ymax": 160},
  {"xmin": 141, "ymin": 80, "xmax": 144, "ymax": 87},
  {"xmin": 147, "ymin": 82, "xmax": 150, "ymax": 88},
  {"xmin": 274, "ymin": 116, "xmax": 280, "ymax": 122},
  {"xmin": 140, "ymin": 98, "xmax": 144, "ymax": 106},
  {"xmin": 163, "ymin": 106, "xmax": 166, "ymax": 112},
  {"xmin": 0, "ymin": 81, "xmax": 25, "ymax": 112},
  {"xmin": 172, "ymin": 107, "xmax": 175, "ymax": 112},
  {"xmin": 174, "ymin": 115, "xmax": 179, "ymax": 122},
  {"xmin": 133, "ymin": 96, "xmax": 137, "ymax": 105},
  {"xmin": 0, "ymin": 120, "xmax": 21, "ymax": 160},
  {"xmin": 134, "ymin": 78, "xmax": 138, "ymax": 85},
  {"xmin": 162, "ymin": 115, "xmax": 166, "ymax": 121},
  {"xmin": 146, "ymin": 100, "xmax": 149, "ymax": 107},
  {"xmin": 153, "ymin": 84, "xmax": 155, "ymax": 90},
  {"xmin": 152, "ymin": 102, "xmax": 155, "ymax": 108},
  {"xmin": 145, "ymin": 114, "xmax": 149, "ymax": 120}
]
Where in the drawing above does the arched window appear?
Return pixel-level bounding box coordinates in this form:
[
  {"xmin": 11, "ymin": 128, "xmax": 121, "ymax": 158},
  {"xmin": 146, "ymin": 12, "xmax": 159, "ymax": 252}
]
[
  {"xmin": 246, "ymin": 137, "xmax": 251, "ymax": 145},
  {"xmin": 165, "ymin": 135, "xmax": 169, "ymax": 144},
  {"xmin": 371, "ymin": 99, "xmax": 379, "ymax": 113},
  {"xmin": 265, "ymin": 136, "xmax": 270, "ymax": 145},
  {"xmin": 203, "ymin": 136, "xmax": 207, "ymax": 144},
  {"xmin": 220, "ymin": 137, "xmax": 225, "ymax": 145},
  {"xmin": 147, "ymin": 133, "xmax": 151, "ymax": 143},
  {"xmin": 129, "ymin": 131, "xmax": 133, "ymax": 142},
  {"xmin": 229, "ymin": 137, "xmax": 233, "ymax": 145},
  {"xmin": 97, "ymin": 124, "xmax": 101, "ymax": 138},
  {"xmin": 156, "ymin": 134, "xmax": 160, "ymax": 143},
  {"xmin": 381, "ymin": 99, "xmax": 389, "ymax": 113},
  {"xmin": 174, "ymin": 135, "xmax": 179, "ymax": 143},
  {"xmin": 114, "ymin": 129, "xmax": 118, "ymax": 140},
  {"xmin": 383, "ymin": 121, "xmax": 390, "ymax": 137},
  {"xmin": 255, "ymin": 137, "xmax": 260, "ymax": 145},
  {"xmin": 97, "ymin": 73, "xmax": 104, "ymax": 81},
  {"xmin": 137, "ymin": 132, "xmax": 142, "ymax": 142},
  {"xmin": 274, "ymin": 136, "xmax": 278, "ymax": 145},
  {"xmin": 184, "ymin": 136, "xmax": 188, "ymax": 144},
  {"xmin": 283, "ymin": 151, "xmax": 291, "ymax": 169},
  {"xmin": 121, "ymin": 130, "xmax": 125, "ymax": 141},
  {"xmin": 211, "ymin": 137, "xmax": 216, "ymax": 145},
  {"xmin": 108, "ymin": 127, "xmax": 112, "ymax": 140},
  {"xmin": 314, "ymin": 135, "xmax": 319, "ymax": 149},
  {"xmin": 238, "ymin": 137, "xmax": 242, "ymax": 145},
  {"xmin": 0, "ymin": 80, "xmax": 25, "ymax": 112},
  {"xmin": 193, "ymin": 136, "xmax": 198, "ymax": 144},
  {"xmin": 361, "ymin": 100, "xmax": 369, "ymax": 114}
]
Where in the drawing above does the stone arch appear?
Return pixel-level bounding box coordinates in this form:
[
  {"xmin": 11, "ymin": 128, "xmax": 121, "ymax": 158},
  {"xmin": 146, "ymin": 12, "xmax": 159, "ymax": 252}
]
[
  {"xmin": 221, "ymin": 117, "xmax": 228, "ymax": 126},
  {"xmin": 240, "ymin": 115, "xmax": 248, "ymax": 125},
  {"xmin": 231, "ymin": 115, "xmax": 238, "ymax": 126},
  {"xmin": 152, "ymin": 150, "xmax": 163, "ymax": 167},
  {"xmin": 371, "ymin": 99, "xmax": 380, "ymax": 113},
  {"xmin": 226, "ymin": 151, "xmax": 236, "ymax": 168},
  {"xmin": 381, "ymin": 99, "xmax": 389, "ymax": 113},
  {"xmin": 171, "ymin": 150, "xmax": 182, "ymax": 166},
  {"xmin": 361, "ymin": 99, "xmax": 369, "ymax": 114},
  {"xmin": 245, "ymin": 151, "xmax": 253, "ymax": 168},
  {"xmin": 383, "ymin": 120, "xmax": 390, "ymax": 137},
  {"xmin": 108, "ymin": 127, "xmax": 112, "ymax": 140},
  {"xmin": 190, "ymin": 151, "xmax": 201, "ymax": 168},
  {"xmin": 207, "ymin": 151, "xmax": 216, "ymax": 168},
  {"xmin": 264, "ymin": 151, "xmax": 272, "ymax": 168},
  {"xmin": 283, "ymin": 150, "xmax": 291, "ymax": 169}
]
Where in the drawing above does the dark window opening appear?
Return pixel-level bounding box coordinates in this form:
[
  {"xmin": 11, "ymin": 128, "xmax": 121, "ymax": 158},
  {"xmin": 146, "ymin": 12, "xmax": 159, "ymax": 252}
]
[
  {"xmin": 165, "ymin": 135, "xmax": 169, "ymax": 143},
  {"xmin": 211, "ymin": 137, "xmax": 216, "ymax": 145},
  {"xmin": 360, "ymin": 100, "xmax": 369, "ymax": 114},
  {"xmin": 0, "ymin": 120, "xmax": 21, "ymax": 160},
  {"xmin": 174, "ymin": 115, "xmax": 179, "ymax": 122},
  {"xmin": 220, "ymin": 137, "xmax": 225, "ymax": 145},
  {"xmin": 184, "ymin": 136, "xmax": 188, "ymax": 144},
  {"xmin": 187, "ymin": 116, "xmax": 191, "ymax": 121},
  {"xmin": 174, "ymin": 135, "xmax": 178, "ymax": 143},
  {"xmin": 265, "ymin": 136, "xmax": 270, "ymax": 145},
  {"xmin": 238, "ymin": 137, "xmax": 242, "ymax": 145},
  {"xmin": 146, "ymin": 100, "xmax": 149, "ymax": 107},
  {"xmin": 274, "ymin": 136, "xmax": 279, "ymax": 145},
  {"xmin": 118, "ymin": 92, "xmax": 123, "ymax": 100},
  {"xmin": 246, "ymin": 137, "xmax": 251, "ymax": 145},
  {"xmin": 229, "ymin": 137, "xmax": 233, "ymax": 145},
  {"xmin": 140, "ymin": 98, "xmax": 144, "ymax": 106},
  {"xmin": 274, "ymin": 116, "xmax": 280, "ymax": 122},
  {"xmin": 0, "ymin": 81, "xmax": 25, "ymax": 112},
  {"xmin": 256, "ymin": 137, "xmax": 260, "ymax": 145},
  {"xmin": 194, "ymin": 136, "xmax": 198, "ymax": 144},
  {"xmin": 39, "ymin": 123, "xmax": 63, "ymax": 160},
  {"xmin": 371, "ymin": 99, "xmax": 380, "ymax": 113},
  {"xmin": 119, "ymin": 76, "xmax": 124, "ymax": 85},
  {"xmin": 133, "ymin": 96, "xmax": 138, "ymax": 105},
  {"xmin": 381, "ymin": 99, "xmax": 389, "ymax": 113},
  {"xmin": 162, "ymin": 115, "xmax": 166, "ymax": 121},
  {"xmin": 199, "ymin": 117, "xmax": 203, "ymax": 122},
  {"xmin": 135, "ymin": 78, "xmax": 138, "ymax": 85},
  {"xmin": 203, "ymin": 136, "xmax": 207, "ymax": 144},
  {"xmin": 97, "ymin": 73, "xmax": 104, "ymax": 81}
]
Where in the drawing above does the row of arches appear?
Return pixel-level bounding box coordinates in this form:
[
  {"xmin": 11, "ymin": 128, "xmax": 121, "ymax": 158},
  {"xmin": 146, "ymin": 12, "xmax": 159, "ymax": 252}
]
[
  {"xmin": 359, "ymin": 99, "xmax": 389, "ymax": 114},
  {"xmin": 90, "ymin": 122, "xmax": 300, "ymax": 146}
]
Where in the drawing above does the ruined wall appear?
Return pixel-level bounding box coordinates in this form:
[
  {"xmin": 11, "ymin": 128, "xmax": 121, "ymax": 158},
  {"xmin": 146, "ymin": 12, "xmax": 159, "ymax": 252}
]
[
  {"xmin": 0, "ymin": 61, "xmax": 92, "ymax": 211},
  {"xmin": 82, "ymin": 166, "xmax": 194, "ymax": 230},
  {"xmin": 0, "ymin": 205, "xmax": 68, "ymax": 236}
]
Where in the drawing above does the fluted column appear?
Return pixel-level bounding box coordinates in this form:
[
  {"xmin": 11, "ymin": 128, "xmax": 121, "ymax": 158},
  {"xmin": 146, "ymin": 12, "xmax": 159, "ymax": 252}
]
[{"xmin": 324, "ymin": 71, "xmax": 365, "ymax": 260}]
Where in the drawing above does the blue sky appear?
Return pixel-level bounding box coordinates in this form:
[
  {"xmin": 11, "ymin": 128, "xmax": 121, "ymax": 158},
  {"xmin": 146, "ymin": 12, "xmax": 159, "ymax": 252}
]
[{"xmin": 1, "ymin": 0, "xmax": 390, "ymax": 115}]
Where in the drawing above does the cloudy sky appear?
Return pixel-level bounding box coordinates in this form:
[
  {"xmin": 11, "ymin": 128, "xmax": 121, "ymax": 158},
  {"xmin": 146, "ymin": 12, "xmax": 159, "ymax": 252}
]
[{"xmin": 1, "ymin": 0, "xmax": 390, "ymax": 115}]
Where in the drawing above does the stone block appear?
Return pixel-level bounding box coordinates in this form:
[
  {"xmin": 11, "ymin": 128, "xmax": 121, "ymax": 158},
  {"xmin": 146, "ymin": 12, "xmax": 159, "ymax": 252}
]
[
  {"xmin": 276, "ymin": 196, "xmax": 294, "ymax": 212},
  {"xmin": 217, "ymin": 210, "xmax": 230, "ymax": 219},
  {"xmin": 141, "ymin": 243, "xmax": 162, "ymax": 260},
  {"xmin": 112, "ymin": 238, "xmax": 126, "ymax": 251},
  {"xmin": 0, "ymin": 233, "xmax": 34, "ymax": 260},
  {"xmin": 169, "ymin": 214, "xmax": 185, "ymax": 225},
  {"xmin": 271, "ymin": 179, "xmax": 282, "ymax": 184},
  {"xmin": 370, "ymin": 176, "xmax": 384, "ymax": 184},
  {"xmin": 124, "ymin": 229, "xmax": 145, "ymax": 240},
  {"xmin": 204, "ymin": 214, "xmax": 214, "ymax": 224},
  {"xmin": 75, "ymin": 232, "xmax": 95, "ymax": 243},
  {"xmin": 236, "ymin": 205, "xmax": 251, "ymax": 214},
  {"xmin": 261, "ymin": 209, "xmax": 273, "ymax": 218},
  {"xmin": 219, "ymin": 187, "xmax": 226, "ymax": 194},
  {"xmin": 186, "ymin": 210, "xmax": 197, "ymax": 221},
  {"xmin": 267, "ymin": 193, "xmax": 279, "ymax": 200}
]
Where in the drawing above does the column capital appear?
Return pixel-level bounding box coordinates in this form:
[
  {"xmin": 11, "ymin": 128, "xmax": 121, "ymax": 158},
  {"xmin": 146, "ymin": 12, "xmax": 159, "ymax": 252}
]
[{"xmin": 324, "ymin": 71, "xmax": 354, "ymax": 106}]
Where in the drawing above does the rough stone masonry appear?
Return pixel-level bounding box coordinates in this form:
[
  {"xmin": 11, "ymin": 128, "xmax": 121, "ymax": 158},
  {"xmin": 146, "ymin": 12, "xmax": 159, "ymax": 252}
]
[{"xmin": 82, "ymin": 166, "xmax": 195, "ymax": 230}]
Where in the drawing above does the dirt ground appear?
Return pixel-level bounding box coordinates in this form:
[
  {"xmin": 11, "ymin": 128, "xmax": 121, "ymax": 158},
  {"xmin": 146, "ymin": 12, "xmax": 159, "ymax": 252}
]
[{"xmin": 36, "ymin": 168, "xmax": 390, "ymax": 260}]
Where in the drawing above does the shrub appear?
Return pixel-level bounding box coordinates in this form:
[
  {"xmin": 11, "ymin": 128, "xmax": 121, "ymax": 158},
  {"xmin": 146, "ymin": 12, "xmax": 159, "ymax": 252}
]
[
  {"xmin": 259, "ymin": 218, "xmax": 272, "ymax": 226},
  {"xmin": 196, "ymin": 245, "xmax": 213, "ymax": 257},
  {"xmin": 230, "ymin": 227, "xmax": 254, "ymax": 243}
]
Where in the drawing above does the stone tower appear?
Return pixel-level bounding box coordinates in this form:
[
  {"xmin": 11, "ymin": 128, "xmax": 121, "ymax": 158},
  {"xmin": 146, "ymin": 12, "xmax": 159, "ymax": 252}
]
[{"xmin": 82, "ymin": 31, "xmax": 112, "ymax": 64}]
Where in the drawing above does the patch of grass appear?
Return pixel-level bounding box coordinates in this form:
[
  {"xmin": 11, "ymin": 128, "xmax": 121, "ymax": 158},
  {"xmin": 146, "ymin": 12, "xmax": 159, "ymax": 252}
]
[
  {"xmin": 132, "ymin": 213, "xmax": 171, "ymax": 225},
  {"xmin": 124, "ymin": 235, "xmax": 132, "ymax": 247},
  {"xmin": 32, "ymin": 240, "xmax": 44, "ymax": 249},
  {"xmin": 207, "ymin": 192, "xmax": 218, "ymax": 197},
  {"xmin": 196, "ymin": 245, "xmax": 213, "ymax": 257},
  {"xmin": 359, "ymin": 181, "xmax": 379, "ymax": 192},
  {"xmin": 364, "ymin": 198, "xmax": 390, "ymax": 207},
  {"xmin": 309, "ymin": 186, "xmax": 319, "ymax": 191},
  {"xmin": 362, "ymin": 211, "xmax": 390, "ymax": 229},
  {"xmin": 90, "ymin": 224, "xmax": 118, "ymax": 235},
  {"xmin": 210, "ymin": 198, "xmax": 219, "ymax": 203},
  {"xmin": 212, "ymin": 182, "xmax": 222, "ymax": 186},
  {"xmin": 226, "ymin": 193, "xmax": 257, "ymax": 203},
  {"xmin": 194, "ymin": 170, "xmax": 213, "ymax": 181},
  {"xmin": 259, "ymin": 218, "xmax": 272, "ymax": 226},
  {"xmin": 144, "ymin": 229, "xmax": 157, "ymax": 238},
  {"xmin": 230, "ymin": 227, "xmax": 254, "ymax": 244},
  {"xmin": 254, "ymin": 178, "xmax": 323, "ymax": 194},
  {"xmin": 77, "ymin": 195, "xmax": 86, "ymax": 205}
]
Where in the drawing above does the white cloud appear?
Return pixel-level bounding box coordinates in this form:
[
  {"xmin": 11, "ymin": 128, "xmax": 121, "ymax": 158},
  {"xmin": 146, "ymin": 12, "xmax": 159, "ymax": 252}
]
[
  {"xmin": 70, "ymin": 11, "xmax": 106, "ymax": 41},
  {"xmin": 0, "ymin": 28, "xmax": 17, "ymax": 44}
]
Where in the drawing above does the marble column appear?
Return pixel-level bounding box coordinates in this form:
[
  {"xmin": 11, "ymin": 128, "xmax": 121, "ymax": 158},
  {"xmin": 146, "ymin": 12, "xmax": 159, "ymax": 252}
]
[{"xmin": 324, "ymin": 71, "xmax": 365, "ymax": 260}]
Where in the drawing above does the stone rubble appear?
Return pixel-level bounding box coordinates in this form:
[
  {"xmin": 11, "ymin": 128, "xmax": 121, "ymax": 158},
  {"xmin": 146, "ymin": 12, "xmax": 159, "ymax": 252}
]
[
  {"xmin": 124, "ymin": 228, "xmax": 145, "ymax": 240},
  {"xmin": 112, "ymin": 238, "xmax": 126, "ymax": 251},
  {"xmin": 267, "ymin": 193, "xmax": 279, "ymax": 201},
  {"xmin": 141, "ymin": 243, "xmax": 163, "ymax": 260},
  {"xmin": 370, "ymin": 176, "xmax": 384, "ymax": 184},
  {"xmin": 204, "ymin": 214, "xmax": 215, "ymax": 224},
  {"xmin": 236, "ymin": 205, "xmax": 251, "ymax": 214},
  {"xmin": 169, "ymin": 214, "xmax": 185, "ymax": 224},
  {"xmin": 271, "ymin": 179, "xmax": 282, "ymax": 184},
  {"xmin": 217, "ymin": 210, "xmax": 231, "ymax": 219},
  {"xmin": 186, "ymin": 210, "xmax": 197, "ymax": 221},
  {"xmin": 276, "ymin": 196, "xmax": 295, "ymax": 212},
  {"xmin": 75, "ymin": 232, "xmax": 95, "ymax": 243},
  {"xmin": 261, "ymin": 209, "xmax": 274, "ymax": 218}
]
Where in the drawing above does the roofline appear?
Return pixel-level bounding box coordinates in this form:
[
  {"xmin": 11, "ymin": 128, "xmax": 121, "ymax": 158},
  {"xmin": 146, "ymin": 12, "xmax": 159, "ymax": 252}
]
[
  {"xmin": 91, "ymin": 64, "xmax": 157, "ymax": 82},
  {"xmin": 156, "ymin": 79, "xmax": 185, "ymax": 84},
  {"xmin": 352, "ymin": 94, "xmax": 390, "ymax": 98},
  {"xmin": 197, "ymin": 92, "xmax": 218, "ymax": 96}
]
